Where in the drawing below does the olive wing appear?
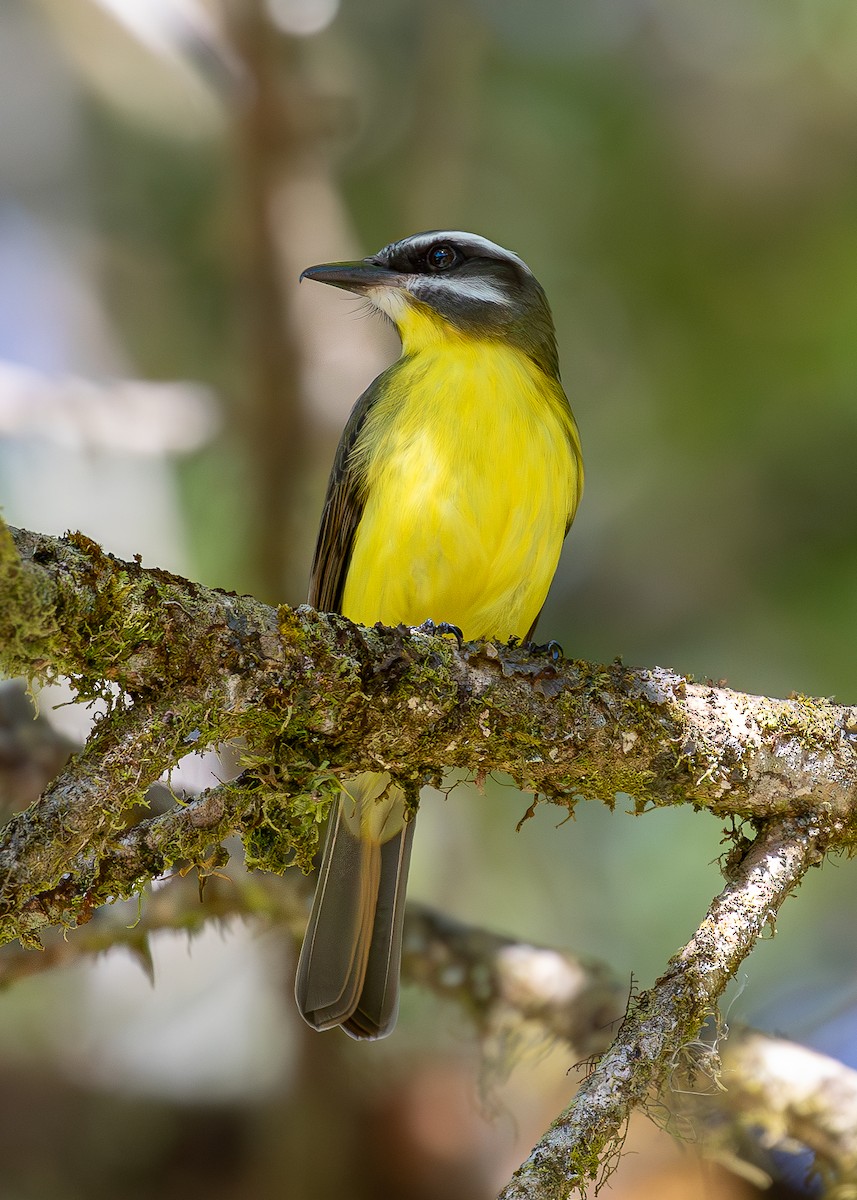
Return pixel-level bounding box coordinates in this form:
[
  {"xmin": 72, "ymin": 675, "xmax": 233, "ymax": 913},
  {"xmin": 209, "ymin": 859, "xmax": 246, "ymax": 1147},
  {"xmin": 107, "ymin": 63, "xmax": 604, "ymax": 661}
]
[{"xmin": 308, "ymin": 381, "xmax": 380, "ymax": 615}]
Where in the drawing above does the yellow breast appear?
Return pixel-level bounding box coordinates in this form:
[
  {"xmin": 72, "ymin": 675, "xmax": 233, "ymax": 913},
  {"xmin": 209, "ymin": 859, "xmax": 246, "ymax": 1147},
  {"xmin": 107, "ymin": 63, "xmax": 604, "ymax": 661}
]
[{"xmin": 341, "ymin": 338, "xmax": 582, "ymax": 642}]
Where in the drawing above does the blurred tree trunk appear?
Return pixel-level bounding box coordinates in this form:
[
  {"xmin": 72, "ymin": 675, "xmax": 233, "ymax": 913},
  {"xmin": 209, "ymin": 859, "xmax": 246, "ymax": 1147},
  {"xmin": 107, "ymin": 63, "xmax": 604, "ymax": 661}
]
[{"xmin": 224, "ymin": 0, "xmax": 309, "ymax": 606}]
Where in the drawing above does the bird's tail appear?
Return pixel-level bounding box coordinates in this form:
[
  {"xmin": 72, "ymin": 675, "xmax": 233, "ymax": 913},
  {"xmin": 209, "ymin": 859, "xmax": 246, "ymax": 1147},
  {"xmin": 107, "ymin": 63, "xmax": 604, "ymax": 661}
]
[{"xmin": 294, "ymin": 772, "xmax": 415, "ymax": 1040}]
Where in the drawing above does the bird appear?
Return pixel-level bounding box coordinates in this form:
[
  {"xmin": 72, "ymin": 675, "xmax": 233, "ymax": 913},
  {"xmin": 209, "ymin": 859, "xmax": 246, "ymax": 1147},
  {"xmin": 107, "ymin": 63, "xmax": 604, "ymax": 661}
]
[{"xmin": 294, "ymin": 230, "xmax": 583, "ymax": 1039}]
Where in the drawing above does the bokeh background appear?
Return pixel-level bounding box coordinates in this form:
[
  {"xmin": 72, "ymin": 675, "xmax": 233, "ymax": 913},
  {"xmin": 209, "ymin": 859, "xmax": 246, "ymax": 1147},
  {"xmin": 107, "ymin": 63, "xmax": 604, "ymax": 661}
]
[{"xmin": 1, "ymin": 0, "xmax": 857, "ymax": 1196}]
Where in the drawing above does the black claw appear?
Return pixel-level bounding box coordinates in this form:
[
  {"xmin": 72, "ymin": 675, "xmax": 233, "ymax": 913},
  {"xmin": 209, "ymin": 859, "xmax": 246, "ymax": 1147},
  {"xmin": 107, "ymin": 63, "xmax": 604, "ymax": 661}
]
[
  {"xmin": 526, "ymin": 639, "xmax": 564, "ymax": 662},
  {"xmin": 417, "ymin": 619, "xmax": 464, "ymax": 647}
]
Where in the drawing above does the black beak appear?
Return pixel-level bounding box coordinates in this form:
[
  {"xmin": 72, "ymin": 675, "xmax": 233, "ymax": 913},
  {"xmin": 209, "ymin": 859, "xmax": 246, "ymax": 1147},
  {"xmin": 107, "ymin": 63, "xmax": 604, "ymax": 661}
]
[{"xmin": 299, "ymin": 258, "xmax": 402, "ymax": 294}]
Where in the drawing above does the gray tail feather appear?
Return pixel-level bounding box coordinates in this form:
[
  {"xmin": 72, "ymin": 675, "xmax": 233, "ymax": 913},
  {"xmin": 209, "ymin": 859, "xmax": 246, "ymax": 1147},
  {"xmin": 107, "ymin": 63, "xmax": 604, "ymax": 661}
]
[
  {"xmin": 342, "ymin": 822, "xmax": 415, "ymax": 1039},
  {"xmin": 295, "ymin": 796, "xmax": 415, "ymax": 1039}
]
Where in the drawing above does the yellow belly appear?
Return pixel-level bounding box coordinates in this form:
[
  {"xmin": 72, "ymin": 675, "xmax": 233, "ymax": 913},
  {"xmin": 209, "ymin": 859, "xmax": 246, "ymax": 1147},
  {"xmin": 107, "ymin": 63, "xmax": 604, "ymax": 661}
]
[{"xmin": 341, "ymin": 341, "xmax": 582, "ymax": 642}]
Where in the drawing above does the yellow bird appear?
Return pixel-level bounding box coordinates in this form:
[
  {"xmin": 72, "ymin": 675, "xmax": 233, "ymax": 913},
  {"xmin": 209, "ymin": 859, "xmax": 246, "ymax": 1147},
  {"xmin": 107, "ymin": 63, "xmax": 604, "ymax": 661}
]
[{"xmin": 295, "ymin": 231, "xmax": 583, "ymax": 1039}]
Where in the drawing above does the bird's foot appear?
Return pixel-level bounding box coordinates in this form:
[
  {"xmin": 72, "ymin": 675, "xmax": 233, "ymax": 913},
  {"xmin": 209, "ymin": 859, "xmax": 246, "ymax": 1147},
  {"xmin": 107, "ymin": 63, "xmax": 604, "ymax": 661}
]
[
  {"xmin": 418, "ymin": 619, "xmax": 464, "ymax": 647},
  {"xmin": 524, "ymin": 639, "xmax": 564, "ymax": 663}
]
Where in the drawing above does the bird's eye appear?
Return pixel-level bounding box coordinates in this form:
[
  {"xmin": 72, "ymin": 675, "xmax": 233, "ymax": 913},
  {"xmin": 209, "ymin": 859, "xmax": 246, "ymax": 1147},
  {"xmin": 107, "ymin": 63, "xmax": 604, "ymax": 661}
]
[{"xmin": 425, "ymin": 243, "xmax": 458, "ymax": 272}]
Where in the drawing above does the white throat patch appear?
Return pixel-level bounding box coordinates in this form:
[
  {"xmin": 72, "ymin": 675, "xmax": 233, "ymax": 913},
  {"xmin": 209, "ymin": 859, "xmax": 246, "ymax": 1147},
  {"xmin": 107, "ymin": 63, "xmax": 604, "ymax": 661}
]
[{"xmin": 366, "ymin": 286, "xmax": 409, "ymax": 322}]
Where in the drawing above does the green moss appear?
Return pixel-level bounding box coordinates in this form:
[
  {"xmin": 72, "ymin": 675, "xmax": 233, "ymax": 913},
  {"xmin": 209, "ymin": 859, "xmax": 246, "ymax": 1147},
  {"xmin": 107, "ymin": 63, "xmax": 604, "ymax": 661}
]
[
  {"xmin": 0, "ymin": 519, "xmax": 60, "ymax": 679},
  {"xmin": 58, "ymin": 533, "xmax": 183, "ymax": 698},
  {"xmin": 757, "ymin": 692, "xmax": 843, "ymax": 749},
  {"xmin": 546, "ymin": 1130, "xmax": 603, "ymax": 1194},
  {"xmin": 242, "ymin": 771, "xmax": 340, "ymax": 874},
  {"xmin": 578, "ymin": 765, "xmax": 656, "ymax": 809}
]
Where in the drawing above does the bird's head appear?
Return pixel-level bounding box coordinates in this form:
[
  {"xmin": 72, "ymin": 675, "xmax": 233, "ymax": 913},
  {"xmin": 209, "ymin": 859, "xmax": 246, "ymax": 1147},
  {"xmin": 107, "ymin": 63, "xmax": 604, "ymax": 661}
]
[{"xmin": 300, "ymin": 231, "xmax": 560, "ymax": 377}]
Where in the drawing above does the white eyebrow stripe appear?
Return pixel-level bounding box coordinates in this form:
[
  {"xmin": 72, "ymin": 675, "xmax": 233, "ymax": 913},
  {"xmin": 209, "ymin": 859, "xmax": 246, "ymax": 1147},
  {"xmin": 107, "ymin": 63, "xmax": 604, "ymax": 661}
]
[{"xmin": 405, "ymin": 230, "xmax": 530, "ymax": 274}]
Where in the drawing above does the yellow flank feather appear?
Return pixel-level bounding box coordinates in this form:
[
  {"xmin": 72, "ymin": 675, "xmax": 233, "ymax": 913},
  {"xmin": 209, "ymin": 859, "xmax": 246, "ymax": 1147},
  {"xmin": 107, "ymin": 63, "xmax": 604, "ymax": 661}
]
[{"xmin": 342, "ymin": 306, "xmax": 583, "ymax": 641}]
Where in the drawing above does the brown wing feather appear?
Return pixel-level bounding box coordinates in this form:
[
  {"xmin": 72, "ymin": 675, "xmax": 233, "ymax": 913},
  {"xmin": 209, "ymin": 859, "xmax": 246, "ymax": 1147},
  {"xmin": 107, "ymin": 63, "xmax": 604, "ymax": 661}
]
[{"xmin": 308, "ymin": 378, "xmax": 384, "ymax": 614}]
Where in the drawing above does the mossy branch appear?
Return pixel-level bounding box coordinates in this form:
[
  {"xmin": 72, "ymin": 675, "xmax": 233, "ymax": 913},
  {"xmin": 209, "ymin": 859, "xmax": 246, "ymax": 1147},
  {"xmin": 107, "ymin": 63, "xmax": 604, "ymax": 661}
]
[
  {"xmin": 3, "ymin": 523, "xmax": 857, "ymax": 829},
  {"xmin": 2, "ymin": 519, "xmax": 857, "ymax": 1197}
]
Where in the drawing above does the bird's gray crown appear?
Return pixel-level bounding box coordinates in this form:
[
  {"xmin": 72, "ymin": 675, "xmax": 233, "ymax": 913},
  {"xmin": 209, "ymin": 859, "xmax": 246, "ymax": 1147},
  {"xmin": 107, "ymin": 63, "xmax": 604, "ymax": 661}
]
[{"xmin": 371, "ymin": 231, "xmax": 531, "ymax": 277}]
